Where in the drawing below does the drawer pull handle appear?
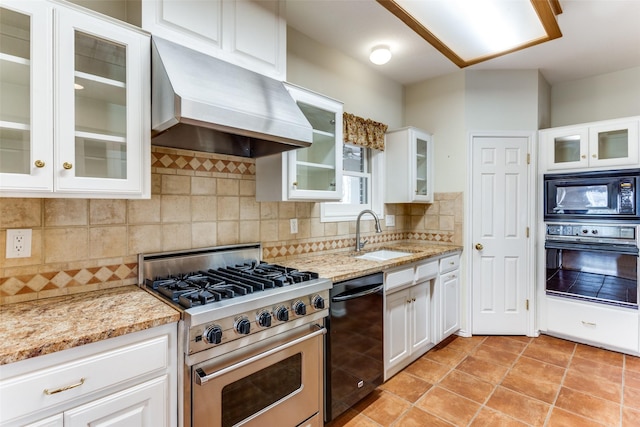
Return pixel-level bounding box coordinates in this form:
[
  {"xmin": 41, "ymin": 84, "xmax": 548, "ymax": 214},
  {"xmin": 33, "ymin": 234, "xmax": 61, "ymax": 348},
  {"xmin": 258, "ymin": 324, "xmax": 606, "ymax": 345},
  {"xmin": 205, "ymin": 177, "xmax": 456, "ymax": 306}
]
[
  {"xmin": 581, "ymin": 321, "xmax": 597, "ymax": 327},
  {"xmin": 44, "ymin": 377, "xmax": 85, "ymax": 395}
]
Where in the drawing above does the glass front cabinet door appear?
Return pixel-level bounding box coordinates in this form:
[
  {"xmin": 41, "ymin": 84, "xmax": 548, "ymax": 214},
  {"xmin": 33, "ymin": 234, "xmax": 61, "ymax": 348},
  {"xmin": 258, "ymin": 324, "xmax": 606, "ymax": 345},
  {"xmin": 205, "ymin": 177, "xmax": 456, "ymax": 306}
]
[
  {"xmin": 0, "ymin": 1, "xmax": 150, "ymax": 198},
  {"xmin": 255, "ymin": 85, "xmax": 343, "ymax": 202},
  {"xmin": 0, "ymin": 1, "xmax": 52, "ymax": 192},
  {"xmin": 286, "ymin": 84, "xmax": 343, "ymax": 201},
  {"xmin": 385, "ymin": 127, "xmax": 434, "ymax": 203},
  {"xmin": 543, "ymin": 118, "xmax": 639, "ymax": 171}
]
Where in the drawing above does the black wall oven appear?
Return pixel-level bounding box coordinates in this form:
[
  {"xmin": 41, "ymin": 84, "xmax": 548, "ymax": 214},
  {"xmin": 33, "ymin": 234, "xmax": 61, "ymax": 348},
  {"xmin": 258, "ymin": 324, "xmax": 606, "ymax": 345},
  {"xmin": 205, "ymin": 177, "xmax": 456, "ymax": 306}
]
[
  {"xmin": 544, "ymin": 169, "xmax": 640, "ymax": 222},
  {"xmin": 545, "ymin": 223, "xmax": 638, "ymax": 309}
]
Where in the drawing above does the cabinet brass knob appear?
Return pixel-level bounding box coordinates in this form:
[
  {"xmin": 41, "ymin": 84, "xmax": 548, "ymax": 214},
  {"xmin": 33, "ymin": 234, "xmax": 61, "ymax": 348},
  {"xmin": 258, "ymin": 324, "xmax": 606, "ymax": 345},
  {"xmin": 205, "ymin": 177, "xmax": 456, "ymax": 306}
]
[
  {"xmin": 581, "ymin": 155, "xmax": 586, "ymax": 159},
  {"xmin": 34, "ymin": 160, "xmax": 45, "ymax": 168},
  {"xmin": 63, "ymin": 162, "xmax": 73, "ymax": 170},
  {"xmin": 475, "ymin": 243, "xmax": 483, "ymax": 250},
  {"xmin": 592, "ymin": 154, "xmax": 597, "ymax": 158}
]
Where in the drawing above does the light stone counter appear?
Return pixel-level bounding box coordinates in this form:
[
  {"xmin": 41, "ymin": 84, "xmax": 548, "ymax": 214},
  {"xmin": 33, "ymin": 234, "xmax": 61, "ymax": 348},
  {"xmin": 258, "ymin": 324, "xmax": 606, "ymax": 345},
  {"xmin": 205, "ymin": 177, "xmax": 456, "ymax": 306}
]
[
  {"xmin": 278, "ymin": 242, "xmax": 462, "ymax": 283},
  {"xmin": 0, "ymin": 286, "xmax": 180, "ymax": 365}
]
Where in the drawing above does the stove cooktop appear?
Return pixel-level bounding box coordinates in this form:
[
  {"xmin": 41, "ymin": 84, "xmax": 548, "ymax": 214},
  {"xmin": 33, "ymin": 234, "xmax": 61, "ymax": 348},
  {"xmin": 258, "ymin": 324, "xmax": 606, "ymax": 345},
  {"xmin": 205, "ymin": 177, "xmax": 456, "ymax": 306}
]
[{"xmin": 146, "ymin": 262, "xmax": 320, "ymax": 309}]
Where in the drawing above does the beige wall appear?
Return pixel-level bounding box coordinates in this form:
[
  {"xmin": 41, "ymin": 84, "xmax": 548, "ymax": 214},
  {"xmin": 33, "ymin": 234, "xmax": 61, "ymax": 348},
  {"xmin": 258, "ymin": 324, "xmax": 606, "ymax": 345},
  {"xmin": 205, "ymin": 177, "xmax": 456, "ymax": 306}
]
[
  {"xmin": 405, "ymin": 70, "xmax": 550, "ymax": 193},
  {"xmin": 0, "ymin": 147, "xmax": 462, "ymax": 304},
  {"xmin": 287, "ymin": 27, "xmax": 404, "ymax": 129},
  {"xmin": 550, "ymin": 66, "xmax": 640, "ymax": 127},
  {"xmin": 405, "ymin": 72, "xmax": 467, "ymax": 193}
]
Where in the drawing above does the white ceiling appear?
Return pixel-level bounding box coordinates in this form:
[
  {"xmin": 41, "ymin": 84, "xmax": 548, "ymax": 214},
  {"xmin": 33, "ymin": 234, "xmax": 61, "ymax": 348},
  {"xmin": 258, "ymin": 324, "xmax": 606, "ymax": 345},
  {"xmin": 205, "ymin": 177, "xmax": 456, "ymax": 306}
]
[{"xmin": 285, "ymin": 0, "xmax": 640, "ymax": 86}]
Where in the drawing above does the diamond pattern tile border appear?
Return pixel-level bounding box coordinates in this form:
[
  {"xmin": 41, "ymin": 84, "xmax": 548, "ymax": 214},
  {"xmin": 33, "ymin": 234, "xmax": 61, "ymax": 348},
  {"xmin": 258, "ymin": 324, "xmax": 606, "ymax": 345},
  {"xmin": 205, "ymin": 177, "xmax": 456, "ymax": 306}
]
[
  {"xmin": 0, "ymin": 263, "xmax": 138, "ymax": 299},
  {"xmin": 151, "ymin": 146, "xmax": 255, "ymax": 175},
  {"xmin": 262, "ymin": 231, "xmax": 454, "ymax": 259}
]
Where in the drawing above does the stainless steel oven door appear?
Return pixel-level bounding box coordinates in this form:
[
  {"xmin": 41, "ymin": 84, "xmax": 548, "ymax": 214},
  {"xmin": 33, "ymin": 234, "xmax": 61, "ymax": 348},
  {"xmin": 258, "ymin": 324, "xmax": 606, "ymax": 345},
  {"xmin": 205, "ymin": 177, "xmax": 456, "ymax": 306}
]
[
  {"xmin": 545, "ymin": 239, "xmax": 638, "ymax": 308},
  {"xmin": 191, "ymin": 324, "xmax": 325, "ymax": 427}
]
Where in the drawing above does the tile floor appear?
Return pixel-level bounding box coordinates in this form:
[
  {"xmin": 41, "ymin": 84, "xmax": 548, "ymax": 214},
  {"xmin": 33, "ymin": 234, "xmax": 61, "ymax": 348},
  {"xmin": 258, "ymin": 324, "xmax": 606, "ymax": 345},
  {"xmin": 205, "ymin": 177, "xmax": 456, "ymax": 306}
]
[{"xmin": 327, "ymin": 334, "xmax": 640, "ymax": 427}]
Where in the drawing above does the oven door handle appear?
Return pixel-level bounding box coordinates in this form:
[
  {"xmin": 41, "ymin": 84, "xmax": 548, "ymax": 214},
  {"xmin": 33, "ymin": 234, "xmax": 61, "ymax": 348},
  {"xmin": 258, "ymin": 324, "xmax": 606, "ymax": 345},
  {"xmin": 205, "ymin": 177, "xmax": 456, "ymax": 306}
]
[
  {"xmin": 545, "ymin": 240, "xmax": 639, "ymax": 255},
  {"xmin": 194, "ymin": 325, "xmax": 326, "ymax": 386}
]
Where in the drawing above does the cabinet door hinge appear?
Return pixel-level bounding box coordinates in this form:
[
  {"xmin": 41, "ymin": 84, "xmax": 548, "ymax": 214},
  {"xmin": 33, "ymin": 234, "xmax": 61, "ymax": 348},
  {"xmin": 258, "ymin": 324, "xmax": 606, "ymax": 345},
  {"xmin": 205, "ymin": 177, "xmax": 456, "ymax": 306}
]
[
  {"xmin": 526, "ymin": 227, "xmax": 530, "ymax": 238},
  {"xmin": 526, "ymin": 299, "xmax": 530, "ymax": 311},
  {"xmin": 527, "ymin": 153, "xmax": 531, "ymax": 164}
]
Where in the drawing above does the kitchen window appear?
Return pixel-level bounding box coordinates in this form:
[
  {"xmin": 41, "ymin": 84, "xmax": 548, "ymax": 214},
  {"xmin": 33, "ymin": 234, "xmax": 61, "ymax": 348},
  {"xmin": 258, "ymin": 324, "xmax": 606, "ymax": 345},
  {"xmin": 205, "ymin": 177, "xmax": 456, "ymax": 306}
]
[{"xmin": 321, "ymin": 143, "xmax": 384, "ymax": 221}]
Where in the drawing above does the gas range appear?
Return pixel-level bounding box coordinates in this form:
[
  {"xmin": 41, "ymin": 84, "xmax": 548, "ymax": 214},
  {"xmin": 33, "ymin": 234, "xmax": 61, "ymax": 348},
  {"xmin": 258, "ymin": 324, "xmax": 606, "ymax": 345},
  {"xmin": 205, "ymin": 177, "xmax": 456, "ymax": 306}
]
[{"xmin": 138, "ymin": 244, "xmax": 331, "ymax": 359}]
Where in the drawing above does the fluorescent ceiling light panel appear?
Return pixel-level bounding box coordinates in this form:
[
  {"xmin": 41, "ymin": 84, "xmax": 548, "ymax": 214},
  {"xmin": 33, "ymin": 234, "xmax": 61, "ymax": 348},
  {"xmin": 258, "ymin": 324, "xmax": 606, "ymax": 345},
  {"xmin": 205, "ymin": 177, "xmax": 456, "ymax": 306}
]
[{"xmin": 377, "ymin": 0, "xmax": 562, "ymax": 67}]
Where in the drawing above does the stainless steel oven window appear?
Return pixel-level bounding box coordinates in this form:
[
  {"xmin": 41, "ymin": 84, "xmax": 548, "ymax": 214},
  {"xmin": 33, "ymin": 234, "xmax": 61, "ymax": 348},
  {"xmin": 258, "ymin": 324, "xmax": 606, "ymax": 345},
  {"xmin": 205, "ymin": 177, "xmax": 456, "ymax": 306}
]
[{"xmin": 221, "ymin": 353, "xmax": 302, "ymax": 427}]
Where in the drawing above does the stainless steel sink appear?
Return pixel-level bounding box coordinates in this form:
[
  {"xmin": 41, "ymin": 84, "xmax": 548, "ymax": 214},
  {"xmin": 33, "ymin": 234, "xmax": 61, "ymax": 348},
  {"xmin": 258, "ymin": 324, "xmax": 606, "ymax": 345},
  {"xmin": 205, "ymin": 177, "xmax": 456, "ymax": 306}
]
[{"xmin": 354, "ymin": 249, "xmax": 412, "ymax": 261}]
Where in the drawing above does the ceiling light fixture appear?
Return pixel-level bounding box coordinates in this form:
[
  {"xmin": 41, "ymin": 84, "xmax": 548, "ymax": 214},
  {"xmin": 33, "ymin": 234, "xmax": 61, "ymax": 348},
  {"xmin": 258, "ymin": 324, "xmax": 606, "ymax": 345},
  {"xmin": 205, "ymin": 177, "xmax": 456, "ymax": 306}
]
[
  {"xmin": 369, "ymin": 45, "xmax": 392, "ymax": 65},
  {"xmin": 376, "ymin": 0, "xmax": 562, "ymax": 68}
]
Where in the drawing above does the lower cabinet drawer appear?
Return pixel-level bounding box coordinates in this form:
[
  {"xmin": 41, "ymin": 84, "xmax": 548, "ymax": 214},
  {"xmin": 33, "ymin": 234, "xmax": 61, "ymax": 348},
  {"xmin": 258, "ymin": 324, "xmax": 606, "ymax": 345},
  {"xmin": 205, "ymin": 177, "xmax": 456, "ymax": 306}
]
[
  {"xmin": 546, "ymin": 297, "xmax": 639, "ymax": 353},
  {"xmin": 0, "ymin": 334, "xmax": 168, "ymax": 422},
  {"xmin": 439, "ymin": 254, "xmax": 460, "ymax": 274},
  {"xmin": 415, "ymin": 260, "xmax": 438, "ymax": 283},
  {"xmin": 385, "ymin": 267, "xmax": 414, "ymax": 292}
]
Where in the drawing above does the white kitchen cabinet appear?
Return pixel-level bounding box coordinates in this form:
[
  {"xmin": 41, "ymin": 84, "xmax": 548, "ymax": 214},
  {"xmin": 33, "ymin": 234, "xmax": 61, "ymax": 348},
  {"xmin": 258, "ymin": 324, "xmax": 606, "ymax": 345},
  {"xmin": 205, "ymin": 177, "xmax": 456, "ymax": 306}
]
[
  {"xmin": 135, "ymin": 0, "xmax": 286, "ymax": 80},
  {"xmin": 256, "ymin": 84, "xmax": 343, "ymax": 201},
  {"xmin": 0, "ymin": 323, "xmax": 176, "ymax": 427},
  {"xmin": 64, "ymin": 376, "xmax": 167, "ymax": 426},
  {"xmin": 437, "ymin": 254, "xmax": 461, "ymax": 342},
  {"xmin": 0, "ymin": 0, "xmax": 150, "ymax": 199},
  {"xmin": 384, "ymin": 127, "xmax": 434, "ymax": 203},
  {"xmin": 384, "ymin": 262, "xmax": 436, "ymax": 380},
  {"xmin": 540, "ymin": 117, "xmax": 639, "ymax": 171},
  {"xmin": 24, "ymin": 415, "xmax": 64, "ymax": 427},
  {"xmin": 545, "ymin": 297, "xmax": 639, "ymax": 355}
]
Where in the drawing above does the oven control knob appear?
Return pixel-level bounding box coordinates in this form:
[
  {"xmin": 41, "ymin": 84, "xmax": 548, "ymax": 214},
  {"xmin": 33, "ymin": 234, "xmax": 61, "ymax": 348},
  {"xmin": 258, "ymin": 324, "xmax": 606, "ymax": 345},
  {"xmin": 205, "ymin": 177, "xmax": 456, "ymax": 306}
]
[
  {"xmin": 311, "ymin": 295, "xmax": 325, "ymax": 310},
  {"xmin": 257, "ymin": 311, "xmax": 272, "ymax": 328},
  {"xmin": 203, "ymin": 325, "xmax": 223, "ymax": 345},
  {"xmin": 235, "ymin": 317, "xmax": 251, "ymax": 335},
  {"xmin": 582, "ymin": 229, "xmax": 589, "ymax": 234},
  {"xmin": 275, "ymin": 306, "xmax": 289, "ymax": 322},
  {"xmin": 293, "ymin": 300, "xmax": 307, "ymax": 316},
  {"xmin": 592, "ymin": 229, "xmax": 598, "ymax": 235}
]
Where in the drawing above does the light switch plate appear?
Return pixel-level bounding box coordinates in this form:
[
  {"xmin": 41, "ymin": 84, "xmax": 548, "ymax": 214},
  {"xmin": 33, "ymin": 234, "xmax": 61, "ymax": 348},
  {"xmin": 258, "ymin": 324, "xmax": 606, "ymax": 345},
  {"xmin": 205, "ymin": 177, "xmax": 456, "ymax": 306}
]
[
  {"xmin": 6, "ymin": 229, "xmax": 32, "ymax": 258},
  {"xmin": 385, "ymin": 215, "xmax": 395, "ymax": 227}
]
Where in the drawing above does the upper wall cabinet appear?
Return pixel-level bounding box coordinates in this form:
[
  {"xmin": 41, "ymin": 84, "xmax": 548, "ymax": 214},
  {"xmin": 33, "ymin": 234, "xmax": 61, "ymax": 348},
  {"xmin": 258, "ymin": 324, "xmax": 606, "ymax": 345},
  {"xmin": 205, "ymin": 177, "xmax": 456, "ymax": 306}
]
[
  {"xmin": 385, "ymin": 127, "xmax": 434, "ymax": 203},
  {"xmin": 0, "ymin": 0, "xmax": 151, "ymax": 199},
  {"xmin": 540, "ymin": 117, "xmax": 639, "ymax": 172},
  {"xmin": 256, "ymin": 84, "xmax": 343, "ymax": 202},
  {"xmin": 136, "ymin": 0, "xmax": 286, "ymax": 80}
]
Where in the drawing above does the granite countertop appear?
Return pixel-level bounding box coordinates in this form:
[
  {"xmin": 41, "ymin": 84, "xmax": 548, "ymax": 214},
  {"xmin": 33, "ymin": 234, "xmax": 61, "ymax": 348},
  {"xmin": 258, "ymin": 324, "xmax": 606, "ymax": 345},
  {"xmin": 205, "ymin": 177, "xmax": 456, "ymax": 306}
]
[
  {"xmin": 0, "ymin": 286, "xmax": 180, "ymax": 365},
  {"xmin": 277, "ymin": 242, "xmax": 462, "ymax": 283},
  {"xmin": 0, "ymin": 242, "xmax": 460, "ymax": 366}
]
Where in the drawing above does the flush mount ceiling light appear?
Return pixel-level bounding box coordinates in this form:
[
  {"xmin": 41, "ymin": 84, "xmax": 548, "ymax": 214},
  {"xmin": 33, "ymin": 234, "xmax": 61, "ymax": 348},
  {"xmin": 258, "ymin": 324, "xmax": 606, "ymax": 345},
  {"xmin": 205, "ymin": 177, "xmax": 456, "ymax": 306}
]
[
  {"xmin": 370, "ymin": 45, "xmax": 392, "ymax": 64},
  {"xmin": 376, "ymin": 0, "xmax": 562, "ymax": 68}
]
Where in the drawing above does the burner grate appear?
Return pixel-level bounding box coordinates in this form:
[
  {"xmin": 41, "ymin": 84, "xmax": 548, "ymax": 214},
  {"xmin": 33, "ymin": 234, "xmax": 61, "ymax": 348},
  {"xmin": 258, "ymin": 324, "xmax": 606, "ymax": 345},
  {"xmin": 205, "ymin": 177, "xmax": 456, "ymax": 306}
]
[{"xmin": 146, "ymin": 261, "xmax": 321, "ymax": 309}]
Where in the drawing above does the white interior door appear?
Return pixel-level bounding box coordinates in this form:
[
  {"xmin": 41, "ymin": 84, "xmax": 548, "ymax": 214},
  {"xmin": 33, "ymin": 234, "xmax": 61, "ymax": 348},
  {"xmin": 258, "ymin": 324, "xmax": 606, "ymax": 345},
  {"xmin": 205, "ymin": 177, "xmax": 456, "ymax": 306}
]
[{"xmin": 471, "ymin": 135, "xmax": 530, "ymax": 334}]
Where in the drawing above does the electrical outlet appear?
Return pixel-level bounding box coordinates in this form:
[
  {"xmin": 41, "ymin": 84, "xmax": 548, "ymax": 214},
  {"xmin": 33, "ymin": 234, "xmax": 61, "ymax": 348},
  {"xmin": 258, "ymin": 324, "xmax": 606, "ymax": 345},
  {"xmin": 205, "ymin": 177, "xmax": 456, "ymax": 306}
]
[
  {"xmin": 290, "ymin": 218, "xmax": 298, "ymax": 234},
  {"xmin": 385, "ymin": 215, "xmax": 395, "ymax": 227},
  {"xmin": 6, "ymin": 229, "xmax": 32, "ymax": 258}
]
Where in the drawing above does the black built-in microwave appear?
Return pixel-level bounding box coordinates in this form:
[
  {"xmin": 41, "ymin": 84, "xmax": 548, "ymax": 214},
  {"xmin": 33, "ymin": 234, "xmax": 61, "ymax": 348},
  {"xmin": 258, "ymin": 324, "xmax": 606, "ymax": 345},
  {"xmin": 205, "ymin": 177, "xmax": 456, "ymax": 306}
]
[{"xmin": 544, "ymin": 169, "xmax": 640, "ymax": 222}]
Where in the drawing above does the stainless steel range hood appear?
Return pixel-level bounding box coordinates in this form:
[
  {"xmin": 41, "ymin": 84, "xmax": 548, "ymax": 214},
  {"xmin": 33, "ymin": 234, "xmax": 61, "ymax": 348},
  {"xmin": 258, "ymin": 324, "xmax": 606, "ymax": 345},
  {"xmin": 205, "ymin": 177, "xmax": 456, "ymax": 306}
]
[{"xmin": 150, "ymin": 37, "xmax": 313, "ymax": 158}]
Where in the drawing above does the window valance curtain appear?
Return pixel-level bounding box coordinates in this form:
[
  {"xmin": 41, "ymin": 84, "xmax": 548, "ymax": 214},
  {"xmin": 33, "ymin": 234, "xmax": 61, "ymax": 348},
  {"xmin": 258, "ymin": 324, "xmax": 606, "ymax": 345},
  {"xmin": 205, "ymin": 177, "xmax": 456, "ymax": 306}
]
[{"xmin": 343, "ymin": 112, "xmax": 388, "ymax": 151}]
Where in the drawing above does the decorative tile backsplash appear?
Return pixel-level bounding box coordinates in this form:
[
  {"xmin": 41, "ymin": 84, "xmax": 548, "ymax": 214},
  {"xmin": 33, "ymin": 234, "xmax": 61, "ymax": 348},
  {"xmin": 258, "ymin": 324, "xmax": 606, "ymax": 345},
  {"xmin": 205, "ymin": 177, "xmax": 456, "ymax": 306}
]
[{"xmin": 0, "ymin": 146, "xmax": 463, "ymax": 304}]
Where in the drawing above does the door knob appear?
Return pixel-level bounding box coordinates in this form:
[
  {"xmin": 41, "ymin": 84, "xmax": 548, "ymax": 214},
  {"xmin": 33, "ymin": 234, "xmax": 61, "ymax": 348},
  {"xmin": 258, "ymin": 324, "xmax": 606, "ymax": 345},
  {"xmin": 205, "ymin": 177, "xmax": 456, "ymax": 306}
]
[{"xmin": 475, "ymin": 243, "xmax": 484, "ymax": 250}]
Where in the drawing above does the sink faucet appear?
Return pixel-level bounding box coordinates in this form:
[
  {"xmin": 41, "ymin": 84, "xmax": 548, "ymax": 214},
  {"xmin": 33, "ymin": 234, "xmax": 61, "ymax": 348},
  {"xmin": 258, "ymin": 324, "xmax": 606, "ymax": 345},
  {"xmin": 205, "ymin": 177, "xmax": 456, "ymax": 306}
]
[{"xmin": 355, "ymin": 209, "xmax": 382, "ymax": 251}]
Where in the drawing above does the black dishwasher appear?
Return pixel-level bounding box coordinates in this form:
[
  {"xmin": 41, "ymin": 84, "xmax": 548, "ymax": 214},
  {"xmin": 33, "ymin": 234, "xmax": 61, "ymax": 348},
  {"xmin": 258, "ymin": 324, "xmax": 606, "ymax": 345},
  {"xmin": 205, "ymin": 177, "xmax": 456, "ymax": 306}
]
[{"xmin": 325, "ymin": 272, "xmax": 384, "ymax": 422}]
